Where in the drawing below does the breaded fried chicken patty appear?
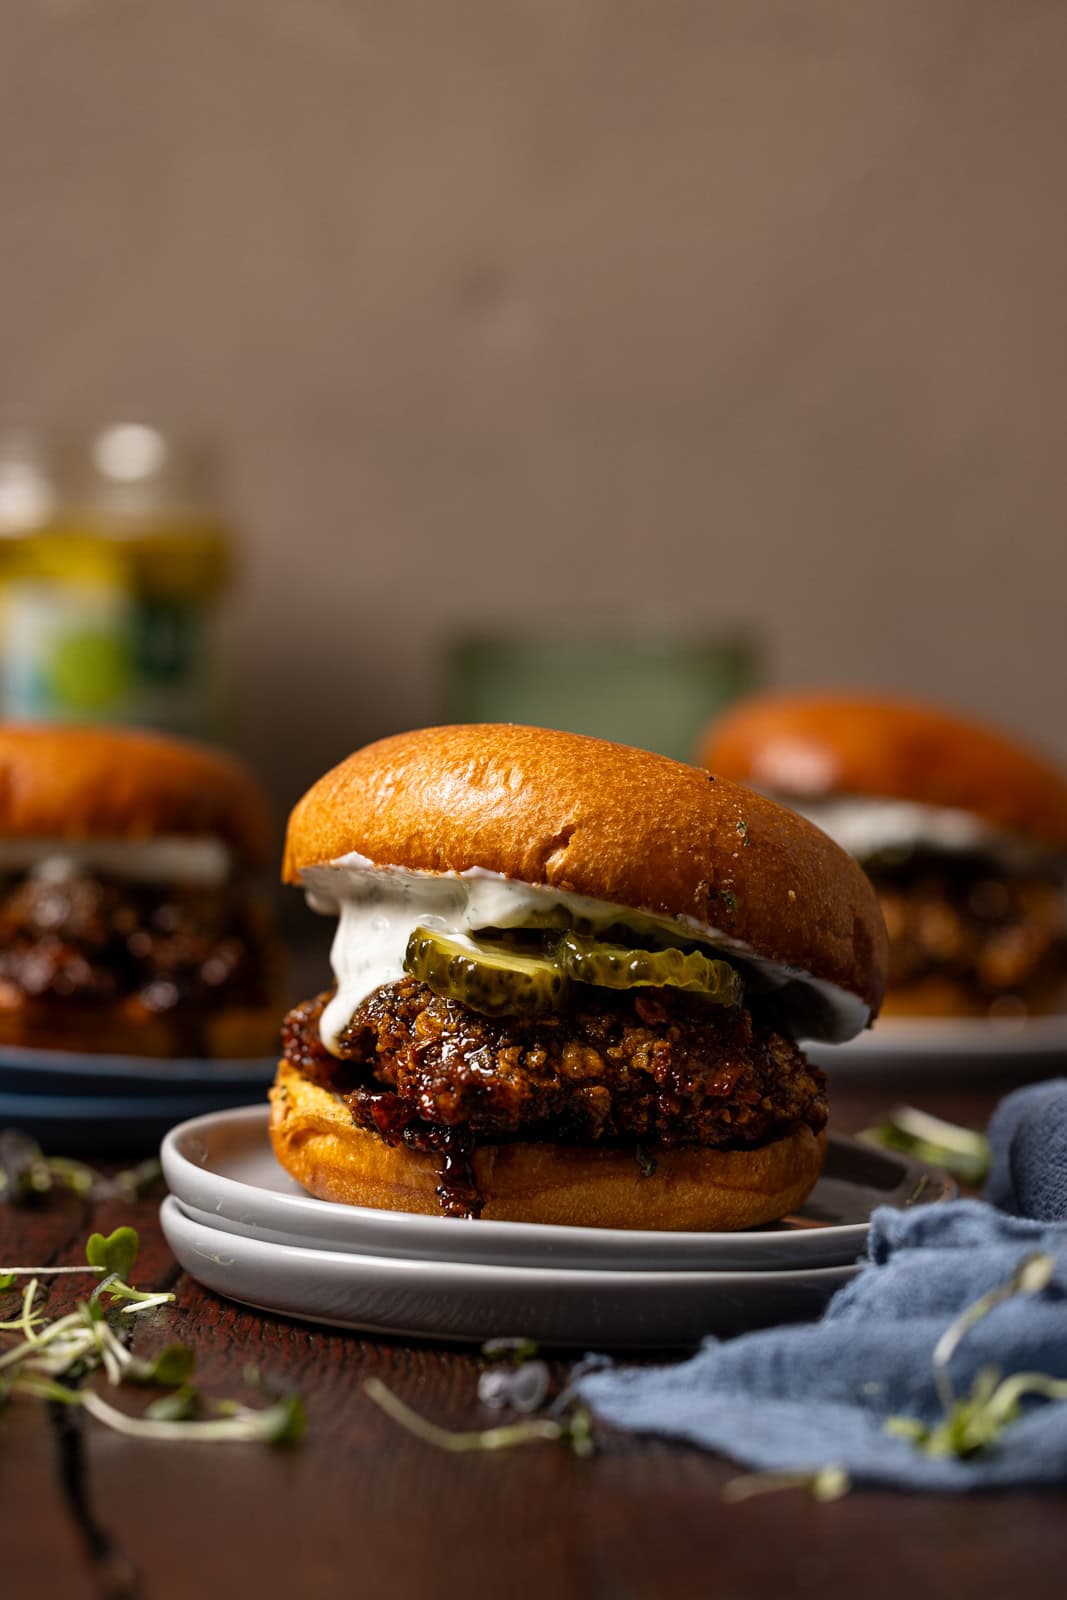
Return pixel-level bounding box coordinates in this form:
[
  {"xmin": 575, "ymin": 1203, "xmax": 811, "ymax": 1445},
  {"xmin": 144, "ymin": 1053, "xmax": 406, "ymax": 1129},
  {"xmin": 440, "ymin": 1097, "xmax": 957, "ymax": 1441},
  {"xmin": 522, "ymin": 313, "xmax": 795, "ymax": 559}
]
[{"xmin": 284, "ymin": 980, "xmax": 826, "ymax": 1155}]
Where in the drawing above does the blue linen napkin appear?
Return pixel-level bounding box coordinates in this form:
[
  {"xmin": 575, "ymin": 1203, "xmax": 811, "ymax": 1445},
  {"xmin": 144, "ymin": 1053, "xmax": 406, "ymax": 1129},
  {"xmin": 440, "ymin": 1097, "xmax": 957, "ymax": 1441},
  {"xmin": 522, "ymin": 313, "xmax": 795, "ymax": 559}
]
[
  {"xmin": 986, "ymin": 1079, "xmax": 1067, "ymax": 1221},
  {"xmin": 578, "ymin": 1082, "xmax": 1067, "ymax": 1489}
]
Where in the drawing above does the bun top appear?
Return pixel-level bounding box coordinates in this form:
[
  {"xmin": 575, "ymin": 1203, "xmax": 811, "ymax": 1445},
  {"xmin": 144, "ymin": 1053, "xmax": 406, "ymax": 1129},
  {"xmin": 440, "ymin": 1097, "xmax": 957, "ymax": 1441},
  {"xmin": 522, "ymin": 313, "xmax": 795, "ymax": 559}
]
[
  {"xmin": 0, "ymin": 725, "xmax": 272, "ymax": 863},
  {"xmin": 698, "ymin": 693, "xmax": 1067, "ymax": 854},
  {"xmin": 284, "ymin": 723, "xmax": 887, "ymax": 1020}
]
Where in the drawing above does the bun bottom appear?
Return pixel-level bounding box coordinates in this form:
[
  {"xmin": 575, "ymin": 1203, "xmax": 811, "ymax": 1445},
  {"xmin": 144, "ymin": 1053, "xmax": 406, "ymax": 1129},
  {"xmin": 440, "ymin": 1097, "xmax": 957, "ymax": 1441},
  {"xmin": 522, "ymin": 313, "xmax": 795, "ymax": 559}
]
[
  {"xmin": 0, "ymin": 983, "xmax": 283, "ymax": 1060},
  {"xmin": 269, "ymin": 1057, "xmax": 828, "ymax": 1231}
]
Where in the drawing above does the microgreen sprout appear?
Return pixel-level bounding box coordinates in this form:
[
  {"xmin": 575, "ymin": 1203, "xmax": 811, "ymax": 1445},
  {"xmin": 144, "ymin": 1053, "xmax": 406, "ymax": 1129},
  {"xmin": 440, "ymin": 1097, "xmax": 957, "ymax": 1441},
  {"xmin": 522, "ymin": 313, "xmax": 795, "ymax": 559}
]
[
  {"xmin": 0, "ymin": 1278, "xmax": 44, "ymax": 1334},
  {"xmin": 19, "ymin": 1378, "xmax": 305, "ymax": 1446},
  {"xmin": 147, "ymin": 1385, "xmax": 200, "ymax": 1423},
  {"xmin": 885, "ymin": 1249, "xmax": 1064, "ymax": 1459},
  {"xmin": 481, "ymin": 1336, "xmax": 540, "ymax": 1366},
  {"xmin": 930, "ymin": 1251, "xmax": 1055, "ymax": 1412},
  {"xmin": 86, "ymin": 1227, "xmax": 141, "ymax": 1282},
  {"xmin": 110, "ymin": 1157, "xmax": 166, "ymax": 1203},
  {"xmin": 723, "ymin": 1465, "xmax": 850, "ymax": 1503},
  {"xmin": 885, "ymin": 1367, "xmax": 1067, "ymax": 1459},
  {"xmin": 859, "ymin": 1106, "xmax": 991, "ymax": 1184},
  {"xmin": 40, "ymin": 1157, "xmax": 97, "ymax": 1197},
  {"xmin": 364, "ymin": 1375, "xmax": 595, "ymax": 1457},
  {"xmin": 0, "ymin": 1129, "xmax": 53, "ymax": 1201},
  {"xmin": 0, "ymin": 1128, "xmax": 163, "ymax": 1207},
  {"xmin": 0, "ymin": 1225, "xmax": 303, "ymax": 1450}
]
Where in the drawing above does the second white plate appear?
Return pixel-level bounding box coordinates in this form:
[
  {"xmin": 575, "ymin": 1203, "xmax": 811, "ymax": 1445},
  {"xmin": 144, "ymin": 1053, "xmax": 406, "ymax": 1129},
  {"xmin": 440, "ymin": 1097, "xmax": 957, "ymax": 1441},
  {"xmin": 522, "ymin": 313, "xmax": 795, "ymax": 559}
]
[{"xmin": 161, "ymin": 1196, "xmax": 857, "ymax": 1348}]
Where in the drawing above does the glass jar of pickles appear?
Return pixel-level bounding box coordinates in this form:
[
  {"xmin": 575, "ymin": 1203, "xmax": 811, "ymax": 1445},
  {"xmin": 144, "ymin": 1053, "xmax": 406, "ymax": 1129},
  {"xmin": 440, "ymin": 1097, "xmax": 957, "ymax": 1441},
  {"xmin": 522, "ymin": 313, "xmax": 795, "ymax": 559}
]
[{"xmin": 0, "ymin": 425, "xmax": 234, "ymax": 738}]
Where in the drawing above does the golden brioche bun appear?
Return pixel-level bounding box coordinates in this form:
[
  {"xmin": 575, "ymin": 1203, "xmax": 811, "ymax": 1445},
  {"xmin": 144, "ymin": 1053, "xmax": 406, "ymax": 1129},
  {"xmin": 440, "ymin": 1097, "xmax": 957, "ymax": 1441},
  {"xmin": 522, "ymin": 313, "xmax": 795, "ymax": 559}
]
[
  {"xmin": 0, "ymin": 724, "xmax": 272, "ymax": 864},
  {"xmin": 284, "ymin": 723, "xmax": 887, "ymax": 1021},
  {"xmin": 269, "ymin": 1057, "xmax": 827, "ymax": 1230},
  {"xmin": 698, "ymin": 693, "xmax": 1067, "ymax": 855},
  {"xmin": 0, "ymin": 983, "xmax": 284, "ymax": 1059}
]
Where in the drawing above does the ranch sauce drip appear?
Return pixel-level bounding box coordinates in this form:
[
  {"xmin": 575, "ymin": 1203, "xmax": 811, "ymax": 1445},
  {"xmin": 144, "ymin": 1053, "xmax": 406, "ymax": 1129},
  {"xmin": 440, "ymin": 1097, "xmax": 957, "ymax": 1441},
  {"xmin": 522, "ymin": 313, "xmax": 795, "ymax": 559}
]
[{"xmin": 300, "ymin": 853, "xmax": 870, "ymax": 1054}]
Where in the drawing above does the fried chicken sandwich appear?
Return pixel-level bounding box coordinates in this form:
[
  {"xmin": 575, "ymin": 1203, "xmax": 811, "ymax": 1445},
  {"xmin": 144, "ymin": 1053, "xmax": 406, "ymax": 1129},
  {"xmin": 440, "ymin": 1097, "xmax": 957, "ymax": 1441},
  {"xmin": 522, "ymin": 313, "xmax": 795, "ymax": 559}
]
[
  {"xmin": 0, "ymin": 725, "xmax": 283, "ymax": 1058},
  {"xmin": 699, "ymin": 692, "xmax": 1067, "ymax": 1019},
  {"xmin": 271, "ymin": 724, "xmax": 887, "ymax": 1229}
]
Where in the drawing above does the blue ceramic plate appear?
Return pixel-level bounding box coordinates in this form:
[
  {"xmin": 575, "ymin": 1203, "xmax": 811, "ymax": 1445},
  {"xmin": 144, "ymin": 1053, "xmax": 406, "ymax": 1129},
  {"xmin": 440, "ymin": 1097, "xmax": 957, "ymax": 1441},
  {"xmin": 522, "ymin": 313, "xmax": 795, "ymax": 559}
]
[
  {"xmin": 0, "ymin": 1085, "xmax": 269, "ymax": 1156},
  {"xmin": 0, "ymin": 1042, "xmax": 276, "ymax": 1099}
]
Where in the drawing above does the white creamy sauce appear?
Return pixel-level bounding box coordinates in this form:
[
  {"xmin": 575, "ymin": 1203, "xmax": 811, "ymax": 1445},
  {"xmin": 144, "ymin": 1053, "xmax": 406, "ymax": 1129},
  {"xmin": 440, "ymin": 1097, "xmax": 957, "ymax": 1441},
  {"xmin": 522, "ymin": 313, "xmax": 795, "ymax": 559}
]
[
  {"xmin": 789, "ymin": 797, "xmax": 1050, "ymax": 872},
  {"xmin": 0, "ymin": 836, "xmax": 232, "ymax": 887},
  {"xmin": 300, "ymin": 852, "xmax": 870, "ymax": 1054}
]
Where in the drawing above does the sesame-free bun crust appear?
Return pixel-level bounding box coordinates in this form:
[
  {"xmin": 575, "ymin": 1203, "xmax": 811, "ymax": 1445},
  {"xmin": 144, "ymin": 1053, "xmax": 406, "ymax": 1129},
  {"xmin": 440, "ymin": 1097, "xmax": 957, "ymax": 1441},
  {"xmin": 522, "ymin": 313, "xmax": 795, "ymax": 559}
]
[
  {"xmin": 284, "ymin": 724, "xmax": 887, "ymax": 1019},
  {"xmin": 699, "ymin": 693, "xmax": 1067, "ymax": 855},
  {"xmin": 0, "ymin": 725, "xmax": 272, "ymax": 863},
  {"xmin": 269, "ymin": 1057, "xmax": 827, "ymax": 1230}
]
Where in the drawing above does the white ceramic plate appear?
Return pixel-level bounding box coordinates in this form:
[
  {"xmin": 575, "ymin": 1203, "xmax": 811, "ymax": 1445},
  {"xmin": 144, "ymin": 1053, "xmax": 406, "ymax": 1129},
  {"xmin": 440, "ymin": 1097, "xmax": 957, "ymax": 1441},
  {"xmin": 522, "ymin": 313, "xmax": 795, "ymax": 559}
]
[
  {"xmin": 809, "ymin": 1010, "xmax": 1067, "ymax": 1075},
  {"xmin": 161, "ymin": 1195, "xmax": 858, "ymax": 1348},
  {"xmin": 161, "ymin": 1105, "xmax": 953, "ymax": 1273}
]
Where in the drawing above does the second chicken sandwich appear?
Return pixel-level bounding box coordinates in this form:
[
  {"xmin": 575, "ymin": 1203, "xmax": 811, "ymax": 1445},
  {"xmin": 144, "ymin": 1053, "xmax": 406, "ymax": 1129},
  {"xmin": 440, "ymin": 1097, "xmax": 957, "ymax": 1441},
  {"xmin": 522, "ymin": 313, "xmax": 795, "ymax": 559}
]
[
  {"xmin": 700, "ymin": 693, "xmax": 1067, "ymax": 1018},
  {"xmin": 0, "ymin": 725, "xmax": 283, "ymax": 1058}
]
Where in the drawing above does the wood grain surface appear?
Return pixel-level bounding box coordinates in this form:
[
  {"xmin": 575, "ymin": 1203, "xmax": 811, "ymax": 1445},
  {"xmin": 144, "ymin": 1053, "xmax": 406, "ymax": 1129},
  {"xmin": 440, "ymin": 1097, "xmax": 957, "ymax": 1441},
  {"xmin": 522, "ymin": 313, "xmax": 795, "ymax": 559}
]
[{"xmin": 2, "ymin": 1071, "xmax": 1064, "ymax": 1600}]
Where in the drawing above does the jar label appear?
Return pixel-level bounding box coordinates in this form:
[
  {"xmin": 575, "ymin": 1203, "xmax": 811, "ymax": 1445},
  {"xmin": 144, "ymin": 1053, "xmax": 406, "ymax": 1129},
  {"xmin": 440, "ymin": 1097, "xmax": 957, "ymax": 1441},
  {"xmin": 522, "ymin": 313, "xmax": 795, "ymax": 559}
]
[{"xmin": 0, "ymin": 579, "xmax": 226, "ymax": 737}]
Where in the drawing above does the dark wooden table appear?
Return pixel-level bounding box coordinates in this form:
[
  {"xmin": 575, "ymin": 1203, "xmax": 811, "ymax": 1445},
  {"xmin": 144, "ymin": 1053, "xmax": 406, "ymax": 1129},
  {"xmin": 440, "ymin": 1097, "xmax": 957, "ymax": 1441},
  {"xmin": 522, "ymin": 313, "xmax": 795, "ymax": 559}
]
[{"xmin": 3, "ymin": 1066, "xmax": 1064, "ymax": 1600}]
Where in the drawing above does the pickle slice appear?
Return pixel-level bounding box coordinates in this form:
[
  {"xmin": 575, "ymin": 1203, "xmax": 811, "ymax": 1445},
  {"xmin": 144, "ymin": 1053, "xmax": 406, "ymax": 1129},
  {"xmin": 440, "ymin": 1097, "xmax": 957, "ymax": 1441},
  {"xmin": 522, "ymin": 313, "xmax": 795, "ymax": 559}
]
[
  {"xmin": 404, "ymin": 926, "xmax": 571, "ymax": 1017},
  {"xmin": 557, "ymin": 931, "xmax": 742, "ymax": 1005}
]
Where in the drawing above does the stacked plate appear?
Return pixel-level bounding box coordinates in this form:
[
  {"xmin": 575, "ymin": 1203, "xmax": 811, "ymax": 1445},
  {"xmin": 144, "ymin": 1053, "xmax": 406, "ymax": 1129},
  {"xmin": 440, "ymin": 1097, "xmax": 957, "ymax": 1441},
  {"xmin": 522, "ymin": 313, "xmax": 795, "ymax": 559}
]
[
  {"xmin": 161, "ymin": 1106, "xmax": 954, "ymax": 1349},
  {"xmin": 0, "ymin": 1045, "xmax": 277, "ymax": 1155}
]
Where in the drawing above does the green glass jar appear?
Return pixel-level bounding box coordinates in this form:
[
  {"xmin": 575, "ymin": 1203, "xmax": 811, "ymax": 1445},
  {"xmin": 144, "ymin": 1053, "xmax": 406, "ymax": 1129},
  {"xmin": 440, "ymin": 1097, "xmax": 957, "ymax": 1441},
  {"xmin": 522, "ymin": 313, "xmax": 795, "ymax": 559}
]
[
  {"xmin": 444, "ymin": 629, "xmax": 761, "ymax": 764},
  {"xmin": 0, "ymin": 425, "xmax": 234, "ymax": 738}
]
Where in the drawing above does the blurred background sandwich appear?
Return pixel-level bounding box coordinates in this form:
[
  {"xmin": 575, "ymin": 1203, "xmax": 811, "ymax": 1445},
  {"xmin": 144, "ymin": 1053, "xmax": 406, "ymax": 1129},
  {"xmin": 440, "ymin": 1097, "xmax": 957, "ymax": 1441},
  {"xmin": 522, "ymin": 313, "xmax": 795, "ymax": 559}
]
[
  {"xmin": 0, "ymin": 725, "xmax": 283, "ymax": 1058},
  {"xmin": 698, "ymin": 693, "xmax": 1067, "ymax": 1020}
]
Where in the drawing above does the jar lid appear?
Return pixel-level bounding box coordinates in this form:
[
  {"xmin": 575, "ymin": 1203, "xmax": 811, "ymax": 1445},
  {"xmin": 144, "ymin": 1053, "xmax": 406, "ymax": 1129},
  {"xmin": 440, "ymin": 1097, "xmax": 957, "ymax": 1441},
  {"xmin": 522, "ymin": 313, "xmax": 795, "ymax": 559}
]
[{"xmin": 0, "ymin": 424, "xmax": 225, "ymax": 533}]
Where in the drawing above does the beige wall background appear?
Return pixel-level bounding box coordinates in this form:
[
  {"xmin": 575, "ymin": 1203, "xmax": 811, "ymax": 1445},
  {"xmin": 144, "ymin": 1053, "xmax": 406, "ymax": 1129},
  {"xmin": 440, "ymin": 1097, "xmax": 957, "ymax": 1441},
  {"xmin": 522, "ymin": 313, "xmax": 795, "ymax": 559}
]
[{"xmin": 2, "ymin": 0, "xmax": 1066, "ymax": 818}]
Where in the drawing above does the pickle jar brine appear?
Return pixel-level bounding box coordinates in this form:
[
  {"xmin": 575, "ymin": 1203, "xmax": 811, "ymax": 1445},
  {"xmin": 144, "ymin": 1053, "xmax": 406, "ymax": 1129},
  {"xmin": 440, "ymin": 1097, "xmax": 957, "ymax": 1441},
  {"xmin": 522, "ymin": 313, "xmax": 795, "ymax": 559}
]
[{"xmin": 0, "ymin": 425, "xmax": 234, "ymax": 738}]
